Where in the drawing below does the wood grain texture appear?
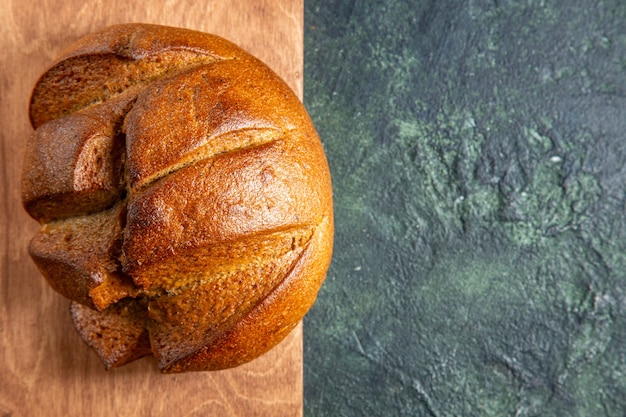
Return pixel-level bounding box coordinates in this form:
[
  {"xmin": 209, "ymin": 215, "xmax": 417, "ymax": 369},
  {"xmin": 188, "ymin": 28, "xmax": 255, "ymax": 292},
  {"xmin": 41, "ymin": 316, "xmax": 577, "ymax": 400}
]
[{"xmin": 0, "ymin": 1, "xmax": 304, "ymax": 416}]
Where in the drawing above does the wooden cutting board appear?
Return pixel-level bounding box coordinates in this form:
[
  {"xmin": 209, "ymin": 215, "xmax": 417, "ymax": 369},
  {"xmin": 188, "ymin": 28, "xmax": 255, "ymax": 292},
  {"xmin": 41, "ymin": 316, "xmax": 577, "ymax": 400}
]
[{"xmin": 0, "ymin": 1, "xmax": 304, "ymax": 416}]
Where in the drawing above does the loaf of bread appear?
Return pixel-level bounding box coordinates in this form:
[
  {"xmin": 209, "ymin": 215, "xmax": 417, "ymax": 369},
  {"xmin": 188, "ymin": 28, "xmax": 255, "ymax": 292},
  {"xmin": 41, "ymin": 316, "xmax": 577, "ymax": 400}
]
[{"xmin": 21, "ymin": 23, "xmax": 333, "ymax": 372}]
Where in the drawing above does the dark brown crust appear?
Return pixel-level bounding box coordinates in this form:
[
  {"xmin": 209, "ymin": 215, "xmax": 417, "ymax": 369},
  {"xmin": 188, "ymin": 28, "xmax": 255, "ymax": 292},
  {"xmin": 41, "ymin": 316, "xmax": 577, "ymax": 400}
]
[{"xmin": 23, "ymin": 23, "xmax": 333, "ymax": 372}]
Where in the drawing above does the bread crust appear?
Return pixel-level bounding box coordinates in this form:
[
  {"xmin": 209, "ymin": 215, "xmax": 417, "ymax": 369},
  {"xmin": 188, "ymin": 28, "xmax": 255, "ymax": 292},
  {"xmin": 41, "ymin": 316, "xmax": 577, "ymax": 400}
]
[{"xmin": 22, "ymin": 24, "xmax": 333, "ymax": 372}]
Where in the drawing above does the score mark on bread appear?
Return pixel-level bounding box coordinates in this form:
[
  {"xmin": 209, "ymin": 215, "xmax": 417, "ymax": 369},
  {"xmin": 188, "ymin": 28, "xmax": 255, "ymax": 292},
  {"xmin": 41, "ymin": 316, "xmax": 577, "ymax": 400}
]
[{"xmin": 21, "ymin": 24, "xmax": 333, "ymax": 372}]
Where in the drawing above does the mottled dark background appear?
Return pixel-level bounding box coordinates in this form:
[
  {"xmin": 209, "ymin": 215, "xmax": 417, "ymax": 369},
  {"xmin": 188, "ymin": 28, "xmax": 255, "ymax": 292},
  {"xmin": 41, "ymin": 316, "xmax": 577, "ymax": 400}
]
[{"xmin": 302, "ymin": 1, "xmax": 626, "ymax": 416}]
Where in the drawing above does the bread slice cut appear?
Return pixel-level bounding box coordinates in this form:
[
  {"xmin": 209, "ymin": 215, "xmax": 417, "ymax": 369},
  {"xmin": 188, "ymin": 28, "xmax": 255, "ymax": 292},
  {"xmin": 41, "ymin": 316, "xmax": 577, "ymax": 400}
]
[
  {"xmin": 29, "ymin": 202, "xmax": 139, "ymax": 311},
  {"xmin": 22, "ymin": 92, "xmax": 133, "ymax": 223},
  {"xmin": 70, "ymin": 298, "xmax": 151, "ymax": 370}
]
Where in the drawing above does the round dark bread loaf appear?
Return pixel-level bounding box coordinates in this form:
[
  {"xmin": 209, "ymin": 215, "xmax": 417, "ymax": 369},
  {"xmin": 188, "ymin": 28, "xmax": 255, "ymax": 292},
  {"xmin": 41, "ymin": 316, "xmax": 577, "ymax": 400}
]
[{"xmin": 21, "ymin": 23, "xmax": 333, "ymax": 373}]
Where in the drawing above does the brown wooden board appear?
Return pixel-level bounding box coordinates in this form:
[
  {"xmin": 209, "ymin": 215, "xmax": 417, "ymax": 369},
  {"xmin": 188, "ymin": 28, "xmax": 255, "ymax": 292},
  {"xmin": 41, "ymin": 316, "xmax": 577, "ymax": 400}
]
[{"xmin": 0, "ymin": 1, "xmax": 304, "ymax": 415}]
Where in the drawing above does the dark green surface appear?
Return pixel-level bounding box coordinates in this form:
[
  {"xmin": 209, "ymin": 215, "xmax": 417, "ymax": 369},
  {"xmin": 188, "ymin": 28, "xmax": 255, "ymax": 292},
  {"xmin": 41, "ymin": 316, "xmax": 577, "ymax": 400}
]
[{"xmin": 303, "ymin": 1, "xmax": 626, "ymax": 416}]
